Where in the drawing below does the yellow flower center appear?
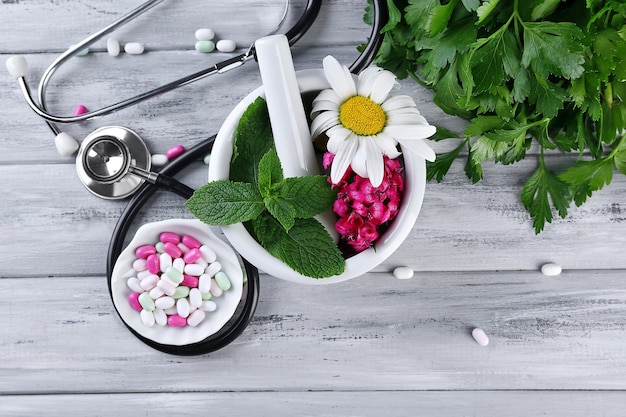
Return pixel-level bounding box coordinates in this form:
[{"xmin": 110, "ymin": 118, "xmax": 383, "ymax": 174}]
[{"xmin": 339, "ymin": 95, "xmax": 386, "ymax": 136}]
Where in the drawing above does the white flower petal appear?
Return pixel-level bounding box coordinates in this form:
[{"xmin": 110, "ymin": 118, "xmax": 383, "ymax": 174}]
[
  {"xmin": 326, "ymin": 126, "xmax": 353, "ymax": 154},
  {"xmin": 364, "ymin": 137, "xmax": 385, "ymax": 187},
  {"xmin": 374, "ymin": 131, "xmax": 402, "ymax": 159},
  {"xmin": 369, "ymin": 71, "xmax": 399, "ymax": 104},
  {"xmin": 398, "ymin": 138, "xmax": 436, "ymax": 162},
  {"xmin": 323, "ymin": 55, "xmax": 356, "ymax": 99},
  {"xmin": 385, "ymin": 124, "xmax": 437, "ymax": 140},
  {"xmin": 310, "ymin": 110, "xmax": 339, "ymax": 138},
  {"xmin": 331, "ymin": 136, "xmax": 358, "ymax": 184},
  {"xmin": 312, "ymin": 99, "xmax": 340, "ymax": 114},
  {"xmin": 351, "ymin": 140, "xmax": 368, "ymax": 178},
  {"xmin": 356, "ymin": 66, "xmax": 383, "ymax": 97},
  {"xmin": 381, "ymin": 95, "xmax": 417, "ymax": 111},
  {"xmin": 387, "ymin": 112, "xmax": 429, "ymax": 126},
  {"xmin": 312, "ymin": 88, "xmax": 343, "ymax": 106}
]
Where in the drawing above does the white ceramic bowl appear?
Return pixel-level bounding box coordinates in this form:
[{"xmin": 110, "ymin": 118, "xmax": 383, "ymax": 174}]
[
  {"xmin": 209, "ymin": 69, "xmax": 426, "ymax": 284},
  {"xmin": 110, "ymin": 219, "xmax": 244, "ymax": 345}
]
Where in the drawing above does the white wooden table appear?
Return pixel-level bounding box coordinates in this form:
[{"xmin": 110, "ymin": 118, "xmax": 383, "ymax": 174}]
[{"xmin": 2, "ymin": 1, "xmax": 626, "ymax": 415}]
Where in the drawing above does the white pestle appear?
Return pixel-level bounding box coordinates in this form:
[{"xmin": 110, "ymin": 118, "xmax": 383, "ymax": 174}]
[{"xmin": 255, "ymin": 34, "xmax": 338, "ymax": 242}]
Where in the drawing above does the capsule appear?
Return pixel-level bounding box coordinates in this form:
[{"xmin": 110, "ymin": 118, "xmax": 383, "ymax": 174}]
[
  {"xmin": 187, "ymin": 309, "xmax": 206, "ymax": 327},
  {"xmin": 124, "ymin": 42, "xmax": 144, "ymax": 55},
  {"xmin": 216, "ymin": 39, "xmax": 236, "ymax": 52}
]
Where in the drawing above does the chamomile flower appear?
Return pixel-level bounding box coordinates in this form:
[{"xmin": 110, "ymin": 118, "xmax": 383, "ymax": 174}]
[{"xmin": 310, "ymin": 55, "xmax": 436, "ymax": 187}]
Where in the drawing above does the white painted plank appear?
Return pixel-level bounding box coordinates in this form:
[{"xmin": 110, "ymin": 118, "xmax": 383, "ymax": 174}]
[
  {"xmin": 2, "ymin": 270, "xmax": 626, "ymax": 393},
  {"xmin": 1, "ymin": 391, "xmax": 625, "ymax": 417}
]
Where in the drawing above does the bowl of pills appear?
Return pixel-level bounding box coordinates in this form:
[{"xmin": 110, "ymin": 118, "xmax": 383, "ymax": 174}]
[{"xmin": 110, "ymin": 218, "xmax": 244, "ymax": 346}]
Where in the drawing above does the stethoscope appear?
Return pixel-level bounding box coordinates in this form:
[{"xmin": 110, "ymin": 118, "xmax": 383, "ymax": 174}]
[{"xmin": 6, "ymin": 0, "xmax": 388, "ymax": 355}]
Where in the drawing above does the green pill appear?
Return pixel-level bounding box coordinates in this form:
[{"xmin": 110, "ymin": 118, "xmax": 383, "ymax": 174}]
[
  {"xmin": 215, "ymin": 271, "xmax": 231, "ymax": 291},
  {"xmin": 195, "ymin": 40, "xmax": 215, "ymax": 53},
  {"xmin": 165, "ymin": 267, "xmax": 183, "ymax": 284},
  {"xmin": 201, "ymin": 291, "xmax": 212, "ymax": 301},
  {"xmin": 138, "ymin": 292, "xmax": 155, "ymax": 311},
  {"xmin": 173, "ymin": 286, "xmax": 190, "ymax": 299}
]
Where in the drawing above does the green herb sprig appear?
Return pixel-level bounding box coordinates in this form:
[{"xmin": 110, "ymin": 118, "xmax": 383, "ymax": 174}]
[
  {"xmin": 367, "ymin": 0, "xmax": 626, "ymax": 233},
  {"xmin": 186, "ymin": 97, "xmax": 344, "ymax": 278}
]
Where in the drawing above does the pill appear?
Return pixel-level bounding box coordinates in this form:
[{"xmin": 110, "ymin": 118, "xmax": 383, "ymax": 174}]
[
  {"xmin": 155, "ymin": 296, "xmax": 175, "ymax": 309},
  {"xmin": 138, "ymin": 292, "xmax": 155, "ymax": 311},
  {"xmin": 139, "ymin": 274, "xmax": 159, "ymax": 291},
  {"xmin": 472, "ymin": 328, "xmax": 489, "ymax": 346},
  {"xmin": 216, "ymin": 39, "xmax": 236, "ymax": 52},
  {"xmin": 70, "ymin": 44, "xmax": 89, "ymax": 56},
  {"xmin": 165, "ymin": 266, "xmax": 184, "ymax": 284},
  {"xmin": 128, "ymin": 292, "xmax": 143, "ymax": 312},
  {"xmin": 146, "ymin": 254, "xmax": 160, "ymax": 274},
  {"xmin": 159, "ymin": 252, "xmax": 173, "ymax": 272},
  {"xmin": 201, "ymin": 291, "xmax": 213, "ymax": 301},
  {"xmin": 151, "ymin": 154, "xmax": 168, "ymax": 168},
  {"xmin": 177, "ymin": 243, "xmax": 190, "ymax": 254},
  {"xmin": 199, "ymin": 245, "xmax": 217, "ymax": 263},
  {"xmin": 135, "ymin": 245, "xmax": 156, "ymax": 259},
  {"xmin": 166, "ymin": 144, "xmax": 185, "ymax": 160},
  {"xmin": 73, "ymin": 104, "xmax": 88, "ymax": 116},
  {"xmin": 157, "ymin": 278, "xmax": 176, "ymax": 296},
  {"xmin": 54, "ymin": 132, "xmax": 80, "ymax": 156},
  {"xmin": 182, "ymin": 235, "xmax": 202, "ymax": 249},
  {"xmin": 163, "ymin": 306, "xmax": 178, "ymax": 316},
  {"xmin": 132, "ymin": 258, "xmax": 147, "ymax": 272},
  {"xmin": 198, "ymin": 274, "xmax": 211, "ymax": 293},
  {"xmin": 181, "ymin": 274, "xmax": 199, "ymax": 288},
  {"xmin": 200, "ymin": 300, "xmax": 217, "ymax": 312},
  {"xmin": 195, "ymin": 40, "xmax": 215, "ymax": 53},
  {"xmin": 210, "ymin": 278, "xmax": 223, "ymax": 297},
  {"xmin": 393, "ymin": 266, "xmax": 414, "ymax": 279},
  {"xmin": 187, "ymin": 309, "xmax": 206, "ymax": 327},
  {"xmin": 203, "ymin": 153, "xmax": 211, "ymax": 165},
  {"xmin": 155, "ymin": 242, "xmax": 165, "ymax": 253},
  {"xmin": 124, "ymin": 42, "xmax": 144, "ymax": 55},
  {"xmin": 149, "ymin": 286, "xmax": 164, "ymax": 299},
  {"xmin": 136, "ymin": 270, "xmax": 152, "ymax": 280},
  {"xmin": 163, "ymin": 242, "xmax": 182, "ymax": 258},
  {"xmin": 184, "ymin": 263, "xmax": 204, "ymax": 276},
  {"xmin": 195, "ymin": 28, "xmax": 215, "ymax": 41},
  {"xmin": 541, "ymin": 263, "xmax": 562, "ymax": 277},
  {"xmin": 176, "ymin": 298, "xmax": 191, "ymax": 318},
  {"xmin": 189, "ymin": 288, "xmax": 203, "ymax": 308},
  {"xmin": 173, "ymin": 257, "xmax": 185, "ymax": 272},
  {"xmin": 126, "ymin": 277, "xmax": 142, "ymax": 293},
  {"xmin": 107, "ymin": 38, "xmax": 121, "ymax": 56},
  {"xmin": 204, "ymin": 261, "xmax": 221, "ymax": 277},
  {"xmin": 167, "ymin": 314, "xmax": 187, "ymax": 327},
  {"xmin": 195, "ymin": 259, "xmax": 209, "ymax": 270},
  {"xmin": 140, "ymin": 310, "xmax": 155, "ymax": 327},
  {"xmin": 153, "ymin": 308, "xmax": 167, "ymax": 326},
  {"xmin": 214, "ymin": 271, "xmax": 231, "ymax": 291},
  {"xmin": 173, "ymin": 285, "xmax": 190, "ymax": 299},
  {"xmin": 160, "ymin": 232, "xmax": 180, "ymax": 244}
]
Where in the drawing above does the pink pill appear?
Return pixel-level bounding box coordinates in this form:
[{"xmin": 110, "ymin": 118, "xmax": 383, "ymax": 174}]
[
  {"xmin": 135, "ymin": 245, "xmax": 156, "ymax": 259},
  {"xmin": 181, "ymin": 274, "xmax": 199, "ymax": 288},
  {"xmin": 182, "ymin": 234, "xmax": 201, "ymax": 249},
  {"xmin": 74, "ymin": 104, "xmax": 88, "ymax": 116},
  {"xmin": 166, "ymin": 144, "xmax": 185, "ymax": 160},
  {"xmin": 163, "ymin": 242, "xmax": 183, "ymax": 258},
  {"xmin": 128, "ymin": 292, "xmax": 142, "ymax": 312},
  {"xmin": 159, "ymin": 232, "xmax": 180, "ymax": 244},
  {"xmin": 146, "ymin": 254, "xmax": 160, "ymax": 274},
  {"xmin": 183, "ymin": 248, "xmax": 202, "ymax": 264},
  {"xmin": 167, "ymin": 314, "xmax": 187, "ymax": 327}
]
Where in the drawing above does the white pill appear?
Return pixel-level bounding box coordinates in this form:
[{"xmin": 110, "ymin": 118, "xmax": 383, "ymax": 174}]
[
  {"xmin": 126, "ymin": 277, "xmax": 143, "ymax": 293},
  {"xmin": 149, "ymin": 286, "xmax": 164, "ymax": 299},
  {"xmin": 200, "ymin": 300, "xmax": 217, "ymax": 312},
  {"xmin": 132, "ymin": 258, "xmax": 147, "ymax": 272},
  {"xmin": 151, "ymin": 154, "xmax": 168, "ymax": 168},
  {"xmin": 393, "ymin": 266, "xmax": 414, "ymax": 280},
  {"xmin": 204, "ymin": 261, "xmax": 221, "ymax": 277},
  {"xmin": 153, "ymin": 308, "xmax": 167, "ymax": 326},
  {"xmin": 139, "ymin": 274, "xmax": 159, "ymax": 291},
  {"xmin": 140, "ymin": 310, "xmax": 155, "ymax": 327},
  {"xmin": 159, "ymin": 253, "xmax": 173, "ymax": 273},
  {"xmin": 173, "ymin": 257, "xmax": 185, "ymax": 272},
  {"xmin": 216, "ymin": 39, "xmax": 236, "ymax": 52},
  {"xmin": 472, "ymin": 328, "xmax": 489, "ymax": 346},
  {"xmin": 200, "ymin": 245, "xmax": 217, "ymax": 263},
  {"xmin": 195, "ymin": 28, "xmax": 215, "ymax": 41},
  {"xmin": 198, "ymin": 273, "xmax": 212, "ymax": 293},
  {"xmin": 163, "ymin": 306, "xmax": 178, "ymax": 315},
  {"xmin": 178, "ymin": 243, "xmax": 190, "ymax": 254},
  {"xmin": 124, "ymin": 42, "xmax": 144, "ymax": 55},
  {"xmin": 187, "ymin": 309, "xmax": 206, "ymax": 327},
  {"xmin": 177, "ymin": 298, "xmax": 190, "ymax": 318},
  {"xmin": 210, "ymin": 278, "xmax": 223, "ymax": 297},
  {"xmin": 189, "ymin": 288, "xmax": 203, "ymax": 308},
  {"xmin": 156, "ymin": 279, "xmax": 176, "ymax": 296},
  {"xmin": 184, "ymin": 263, "xmax": 204, "ymax": 276},
  {"xmin": 54, "ymin": 132, "xmax": 80, "ymax": 156},
  {"xmin": 541, "ymin": 263, "xmax": 562, "ymax": 277},
  {"xmin": 155, "ymin": 296, "xmax": 175, "ymax": 309},
  {"xmin": 136, "ymin": 270, "xmax": 151, "ymax": 280},
  {"xmin": 195, "ymin": 259, "xmax": 209, "ymax": 270},
  {"xmin": 107, "ymin": 38, "xmax": 120, "ymax": 56}
]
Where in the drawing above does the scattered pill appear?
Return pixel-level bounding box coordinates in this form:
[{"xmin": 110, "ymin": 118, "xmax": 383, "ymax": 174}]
[
  {"xmin": 107, "ymin": 38, "xmax": 121, "ymax": 56},
  {"xmin": 195, "ymin": 28, "xmax": 215, "ymax": 41},
  {"xmin": 54, "ymin": 132, "xmax": 80, "ymax": 156},
  {"xmin": 472, "ymin": 328, "xmax": 489, "ymax": 346},
  {"xmin": 166, "ymin": 144, "xmax": 185, "ymax": 160},
  {"xmin": 73, "ymin": 104, "xmax": 88, "ymax": 116},
  {"xmin": 151, "ymin": 154, "xmax": 168, "ymax": 168},
  {"xmin": 203, "ymin": 153, "xmax": 211, "ymax": 165},
  {"xmin": 541, "ymin": 263, "xmax": 562, "ymax": 277},
  {"xmin": 124, "ymin": 42, "xmax": 145, "ymax": 55},
  {"xmin": 393, "ymin": 266, "xmax": 414, "ymax": 280},
  {"xmin": 195, "ymin": 40, "xmax": 215, "ymax": 53},
  {"xmin": 216, "ymin": 39, "xmax": 236, "ymax": 52},
  {"xmin": 70, "ymin": 45, "xmax": 89, "ymax": 56}
]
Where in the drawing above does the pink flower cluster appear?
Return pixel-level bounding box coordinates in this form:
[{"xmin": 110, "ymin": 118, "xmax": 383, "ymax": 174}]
[{"xmin": 324, "ymin": 152, "xmax": 404, "ymax": 253}]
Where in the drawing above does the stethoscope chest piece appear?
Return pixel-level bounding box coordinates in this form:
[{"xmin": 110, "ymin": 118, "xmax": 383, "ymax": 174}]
[{"xmin": 76, "ymin": 126, "xmax": 151, "ymax": 200}]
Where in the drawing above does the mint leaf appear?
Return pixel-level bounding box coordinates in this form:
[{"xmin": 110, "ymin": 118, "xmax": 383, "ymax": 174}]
[
  {"xmin": 276, "ymin": 176, "xmax": 336, "ymax": 219},
  {"xmin": 257, "ymin": 148, "xmax": 283, "ymax": 198},
  {"xmin": 186, "ymin": 181, "xmax": 265, "ymax": 225},
  {"xmin": 264, "ymin": 197, "xmax": 296, "ymax": 232},
  {"xmin": 253, "ymin": 213, "xmax": 345, "ymax": 279},
  {"xmin": 230, "ymin": 97, "xmax": 274, "ymax": 185}
]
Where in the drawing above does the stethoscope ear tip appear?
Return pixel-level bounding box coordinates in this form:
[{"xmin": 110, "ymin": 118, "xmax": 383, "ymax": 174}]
[{"xmin": 5, "ymin": 55, "xmax": 28, "ymax": 79}]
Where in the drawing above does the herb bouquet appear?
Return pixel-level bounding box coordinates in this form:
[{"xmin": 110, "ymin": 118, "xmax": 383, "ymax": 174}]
[{"xmin": 368, "ymin": 0, "xmax": 626, "ymax": 232}]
